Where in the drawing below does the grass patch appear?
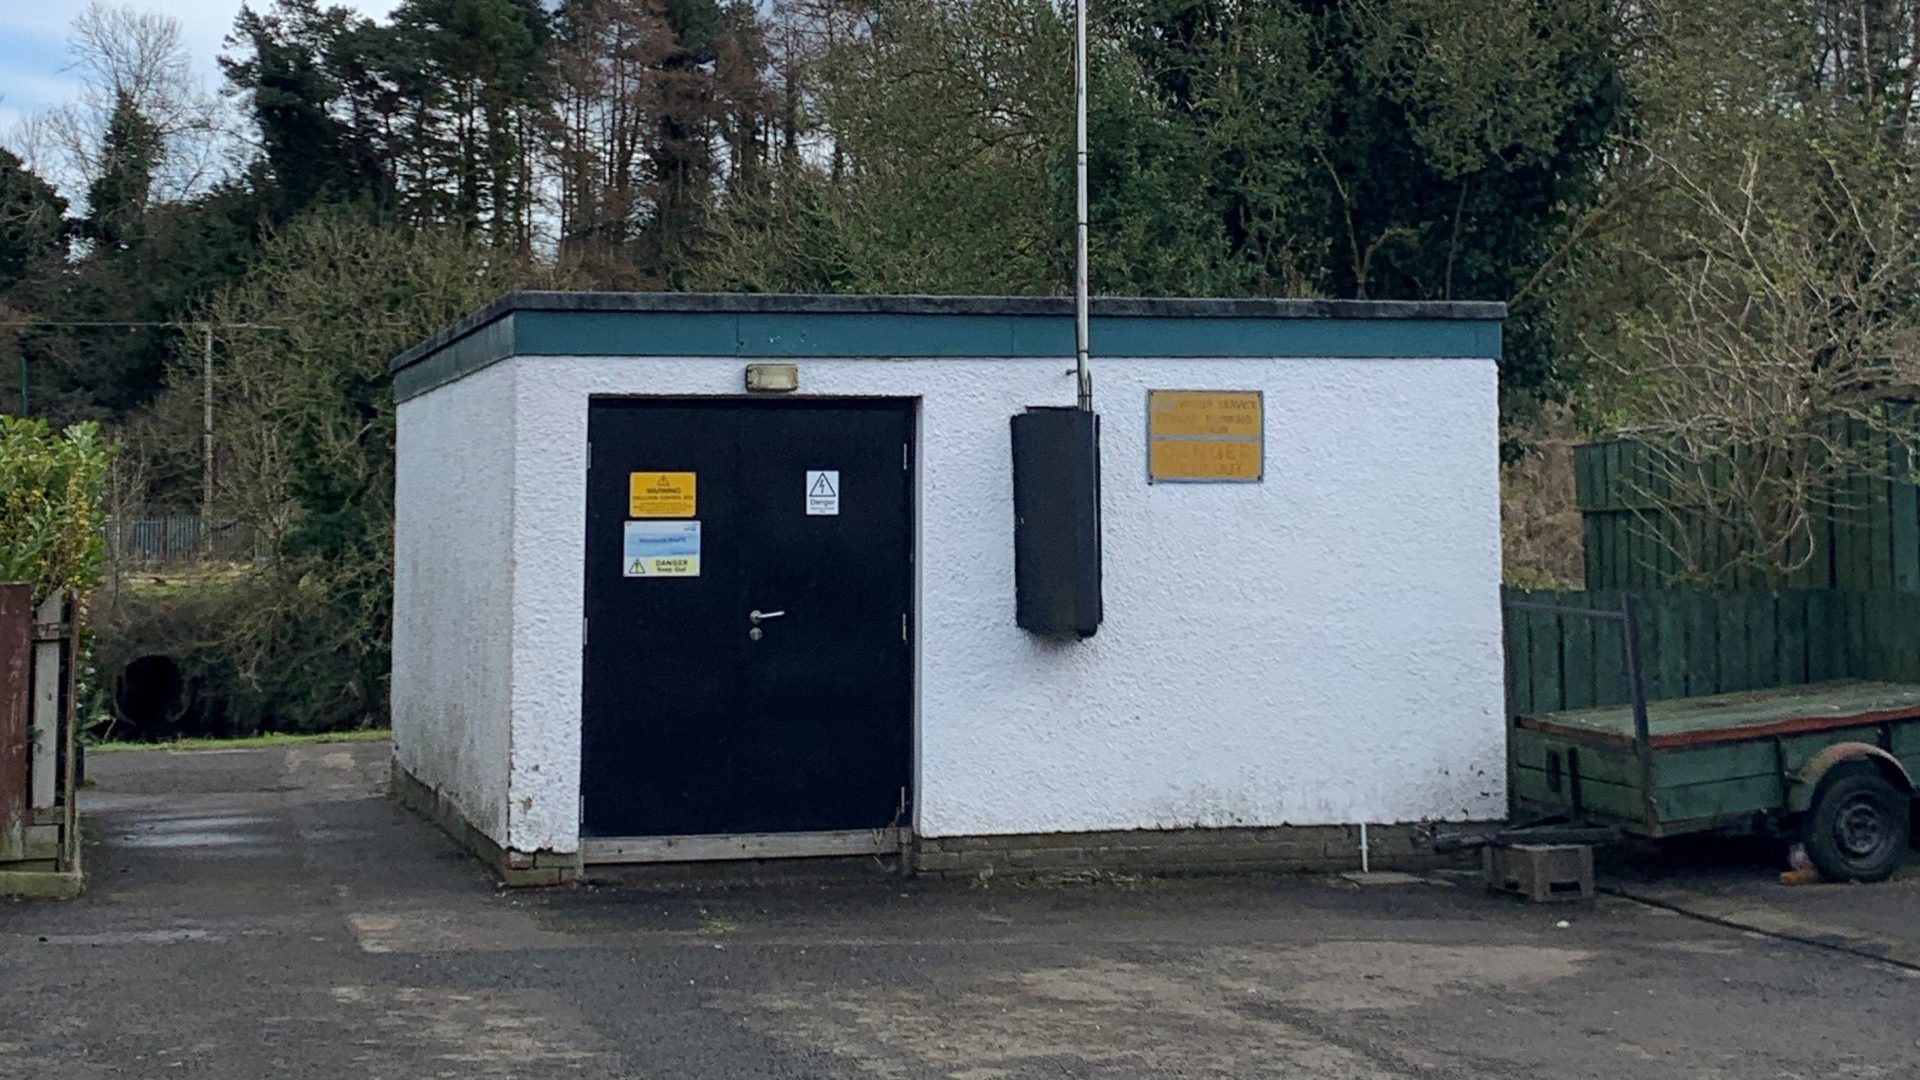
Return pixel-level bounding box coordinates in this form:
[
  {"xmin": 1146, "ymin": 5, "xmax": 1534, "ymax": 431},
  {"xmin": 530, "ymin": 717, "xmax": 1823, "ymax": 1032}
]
[
  {"xmin": 107, "ymin": 563, "xmax": 255, "ymax": 599},
  {"xmin": 92, "ymin": 728, "xmax": 391, "ymax": 753}
]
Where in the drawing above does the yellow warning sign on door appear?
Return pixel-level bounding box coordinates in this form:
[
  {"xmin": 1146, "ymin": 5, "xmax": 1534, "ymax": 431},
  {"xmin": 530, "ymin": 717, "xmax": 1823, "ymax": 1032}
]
[{"xmin": 629, "ymin": 472, "xmax": 696, "ymax": 518}]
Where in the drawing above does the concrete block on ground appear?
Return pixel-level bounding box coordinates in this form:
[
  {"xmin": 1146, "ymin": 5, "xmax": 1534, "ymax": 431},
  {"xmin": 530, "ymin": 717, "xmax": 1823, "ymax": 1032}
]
[{"xmin": 1483, "ymin": 843, "xmax": 1595, "ymax": 903}]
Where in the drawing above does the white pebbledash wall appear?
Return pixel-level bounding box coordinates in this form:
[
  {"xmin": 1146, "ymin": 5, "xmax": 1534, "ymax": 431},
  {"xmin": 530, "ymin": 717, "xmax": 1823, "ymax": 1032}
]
[
  {"xmin": 392, "ymin": 349, "xmax": 1506, "ymax": 857},
  {"xmin": 392, "ymin": 360, "xmax": 518, "ymax": 844}
]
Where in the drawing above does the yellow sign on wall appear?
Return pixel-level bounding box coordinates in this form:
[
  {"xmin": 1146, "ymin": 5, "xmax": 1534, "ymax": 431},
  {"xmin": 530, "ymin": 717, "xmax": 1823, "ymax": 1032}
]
[
  {"xmin": 1147, "ymin": 390, "xmax": 1263, "ymax": 482},
  {"xmin": 1148, "ymin": 391, "xmax": 1263, "ymax": 438},
  {"xmin": 1149, "ymin": 438, "xmax": 1263, "ymax": 481},
  {"xmin": 629, "ymin": 472, "xmax": 696, "ymax": 517}
]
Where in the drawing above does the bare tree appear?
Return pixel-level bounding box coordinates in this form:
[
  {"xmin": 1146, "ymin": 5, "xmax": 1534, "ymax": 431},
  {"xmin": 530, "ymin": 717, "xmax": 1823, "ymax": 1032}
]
[
  {"xmin": 2, "ymin": 112, "xmax": 63, "ymax": 178},
  {"xmin": 41, "ymin": 2, "xmax": 229, "ymax": 203},
  {"xmin": 1584, "ymin": 140, "xmax": 1920, "ymax": 585}
]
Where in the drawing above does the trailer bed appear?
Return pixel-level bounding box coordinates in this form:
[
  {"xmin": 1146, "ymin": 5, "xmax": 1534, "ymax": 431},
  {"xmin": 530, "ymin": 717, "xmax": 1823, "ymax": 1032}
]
[
  {"xmin": 1510, "ymin": 679, "xmax": 1920, "ymax": 837},
  {"xmin": 1515, "ymin": 680, "xmax": 1920, "ymax": 749}
]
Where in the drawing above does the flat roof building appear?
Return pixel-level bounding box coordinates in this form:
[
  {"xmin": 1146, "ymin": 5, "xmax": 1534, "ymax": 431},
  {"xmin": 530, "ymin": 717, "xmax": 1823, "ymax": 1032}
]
[{"xmin": 388, "ymin": 292, "xmax": 1506, "ymax": 883}]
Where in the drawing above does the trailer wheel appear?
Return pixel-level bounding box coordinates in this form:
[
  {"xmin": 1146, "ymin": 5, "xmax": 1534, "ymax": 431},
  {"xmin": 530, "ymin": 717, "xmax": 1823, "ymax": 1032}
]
[{"xmin": 1803, "ymin": 763, "xmax": 1911, "ymax": 883}]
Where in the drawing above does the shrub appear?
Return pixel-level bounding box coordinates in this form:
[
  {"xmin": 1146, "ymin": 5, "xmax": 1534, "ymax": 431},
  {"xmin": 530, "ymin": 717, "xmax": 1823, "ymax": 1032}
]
[
  {"xmin": 95, "ymin": 215, "xmax": 568, "ymax": 740},
  {"xmin": 0, "ymin": 417, "xmax": 112, "ymax": 603},
  {"xmin": 94, "ymin": 570, "xmax": 380, "ymax": 740}
]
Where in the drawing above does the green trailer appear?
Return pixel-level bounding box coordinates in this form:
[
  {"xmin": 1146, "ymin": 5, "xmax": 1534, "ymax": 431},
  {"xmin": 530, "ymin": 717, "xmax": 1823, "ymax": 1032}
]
[{"xmin": 1507, "ymin": 597, "xmax": 1920, "ymax": 882}]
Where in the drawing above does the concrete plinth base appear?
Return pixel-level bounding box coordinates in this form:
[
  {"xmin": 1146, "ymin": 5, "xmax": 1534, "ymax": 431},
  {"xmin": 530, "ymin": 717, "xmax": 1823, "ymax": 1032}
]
[
  {"xmin": 913, "ymin": 823, "xmax": 1479, "ymax": 879},
  {"xmin": 0, "ymin": 868, "xmax": 83, "ymax": 899},
  {"xmin": 2, "ymin": 811, "xmax": 84, "ymax": 900},
  {"xmin": 389, "ymin": 761, "xmax": 581, "ymax": 887}
]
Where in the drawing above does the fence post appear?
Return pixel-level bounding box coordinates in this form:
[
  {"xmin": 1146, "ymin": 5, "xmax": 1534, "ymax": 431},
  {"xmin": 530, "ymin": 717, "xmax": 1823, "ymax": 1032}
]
[
  {"xmin": 0, "ymin": 584, "xmax": 32, "ymax": 863},
  {"xmin": 29, "ymin": 592, "xmax": 59, "ymax": 812},
  {"xmin": 62, "ymin": 592, "xmax": 79, "ymax": 874},
  {"xmin": 1621, "ymin": 593, "xmax": 1657, "ymax": 833}
]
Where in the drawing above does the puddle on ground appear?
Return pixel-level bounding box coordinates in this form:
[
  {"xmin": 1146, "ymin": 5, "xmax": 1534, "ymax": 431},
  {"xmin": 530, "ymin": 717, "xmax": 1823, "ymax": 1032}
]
[
  {"xmin": 11, "ymin": 928, "xmax": 221, "ymax": 946},
  {"xmin": 115, "ymin": 832, "xmax": 263, "ymax": 849},
  {"xmin": 114, "ymin": 814, "xmax": 275, "ymax": 853},
  {"xmin": 299, "ymin": 826, "xmax": 380, "ymax": 844},
  {"xmin": 124, "ymin": 814, "xmax": 271, "ymax": 830}
]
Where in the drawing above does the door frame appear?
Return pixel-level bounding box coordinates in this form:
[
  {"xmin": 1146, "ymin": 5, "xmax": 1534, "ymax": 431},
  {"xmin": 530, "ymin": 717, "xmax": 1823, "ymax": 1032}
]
[{"xmin": 577, "ymin": 394, "xmax": 921, "ymax": 864}]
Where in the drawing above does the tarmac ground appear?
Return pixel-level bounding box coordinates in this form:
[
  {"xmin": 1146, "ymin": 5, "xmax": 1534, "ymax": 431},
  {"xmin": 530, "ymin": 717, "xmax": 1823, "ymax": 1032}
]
[{"xmin": 2, "ymin": 741, "xmax": 1915, "ymax": 1079}]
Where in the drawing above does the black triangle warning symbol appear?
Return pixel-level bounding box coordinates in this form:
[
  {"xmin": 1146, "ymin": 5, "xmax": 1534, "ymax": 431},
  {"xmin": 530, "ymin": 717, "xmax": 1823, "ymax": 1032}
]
[{"xmin": 809, "ymin": 473, "xmax": 836, "ymax": 497}]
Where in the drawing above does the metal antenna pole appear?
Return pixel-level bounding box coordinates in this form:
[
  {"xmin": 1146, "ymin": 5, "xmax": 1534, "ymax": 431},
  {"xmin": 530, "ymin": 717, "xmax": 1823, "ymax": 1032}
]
[
  {"xmin": 201, "ymin": 324, "xmax": 215, "ymax": 547},
  {"xmin": 1073, "ymin": 0, "xmax": 1091, "ymax": 411}
]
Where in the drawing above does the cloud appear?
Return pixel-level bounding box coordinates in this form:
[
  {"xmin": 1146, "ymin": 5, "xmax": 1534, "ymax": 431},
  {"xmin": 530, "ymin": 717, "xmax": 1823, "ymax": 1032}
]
[
  {"xmin": 2, "ymin": 2, "xmax": 404, "ymax": 119},
  {"xmin": 3, "ymin": 1, "xmax": 401, "ymax": 182},
  {"xmin": 0, "ymin": 67, "xmax": 83, "ymax": 111},
  {"xmin": 0, "ymin": 19, "xmax": 75, "ymax": 107},
  {"xmin": 0, "ymin": 6, "xmax": 76, "ymax": 39},
  {"xmin": 0, "ymin": 64, "xmax": 82, "ymax": 144}
]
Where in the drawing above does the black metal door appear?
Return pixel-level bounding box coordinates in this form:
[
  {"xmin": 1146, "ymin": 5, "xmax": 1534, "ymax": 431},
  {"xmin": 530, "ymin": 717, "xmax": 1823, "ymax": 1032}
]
[{"xmin": 581, "ymin": 399, "xmax": 914, "ymax": 838}]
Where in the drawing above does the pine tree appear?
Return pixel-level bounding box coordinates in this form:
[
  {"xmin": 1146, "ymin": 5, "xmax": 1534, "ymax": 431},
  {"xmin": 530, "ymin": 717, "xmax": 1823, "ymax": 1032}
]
[
  {"xmin": 222, "ymin": 0, "xmax": 391, "ymax": 217},
  {"xmin": 0, "ymin": 149, "xmax": 69, "ymax": 292},
  {"xmin": 85, "ymin": 92, "xmax": 164, "ymax": 251}
]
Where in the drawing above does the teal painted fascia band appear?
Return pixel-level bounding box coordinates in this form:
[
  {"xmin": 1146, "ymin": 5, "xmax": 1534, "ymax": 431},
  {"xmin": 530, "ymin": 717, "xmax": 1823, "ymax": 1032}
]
[
  {"xmin": 512, "ymin": 310, "xmax": 1501, "ymax": 361},
  {"xmin": 392, "ymin": 297, "xmax": 1502, "ymax": 403},
  {"xmin": 392, "ymin": 312, "xmax": 516, "ymax": 403}
]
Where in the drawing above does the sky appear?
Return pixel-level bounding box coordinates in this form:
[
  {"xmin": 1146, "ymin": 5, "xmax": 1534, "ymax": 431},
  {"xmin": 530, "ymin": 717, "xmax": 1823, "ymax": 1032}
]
[{"xmin": 0, "ymin": 0, "xmax": 400, "ymax": 135}]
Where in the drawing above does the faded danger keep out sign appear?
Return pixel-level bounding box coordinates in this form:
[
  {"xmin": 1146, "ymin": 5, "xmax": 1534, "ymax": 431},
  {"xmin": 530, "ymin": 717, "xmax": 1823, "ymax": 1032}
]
[
  {"xmin": 629, "ymin": 472, "xmax": 696, "ymax": 517},
  {"xmin": 1146, "ymin": 390, "xmax": 1263, "ymax": 482}
]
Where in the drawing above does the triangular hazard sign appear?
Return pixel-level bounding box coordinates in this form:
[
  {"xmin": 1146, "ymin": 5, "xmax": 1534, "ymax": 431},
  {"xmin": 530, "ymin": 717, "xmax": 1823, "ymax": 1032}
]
[{"xmin": 809, "ymin": 473, "xmax": 836, "ymax": 496}]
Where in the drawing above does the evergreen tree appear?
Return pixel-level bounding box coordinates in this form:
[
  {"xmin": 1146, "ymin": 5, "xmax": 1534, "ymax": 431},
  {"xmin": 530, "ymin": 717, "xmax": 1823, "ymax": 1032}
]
[
  {"xmin": 388, "ymin": 0, "xmax": 551, "ymax": 243},
  {"xmin": 85, "ymin": 92, "xmax": 165, "ymax": 251},
  {"xmin": 647, "ymin": 0, "xmax": 725, "ymax": 281},
  {"xmin": 0, "ymin": 149, "xmax": 69, "ymax": 292},
  {"xmin": 222, "ymin": 0, "xmax": 391, "ymax": 217}
]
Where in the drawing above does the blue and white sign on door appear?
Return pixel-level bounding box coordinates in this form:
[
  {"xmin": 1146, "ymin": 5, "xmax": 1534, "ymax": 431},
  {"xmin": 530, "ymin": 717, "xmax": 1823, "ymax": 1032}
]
[{"xmin": 624, "ymin": 521, "xmax": 701, "ymax": 577}]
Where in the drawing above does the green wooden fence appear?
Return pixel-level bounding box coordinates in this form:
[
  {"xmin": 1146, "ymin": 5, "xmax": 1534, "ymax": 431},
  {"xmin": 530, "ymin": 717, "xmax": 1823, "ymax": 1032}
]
[
  {"xmin": 1503, "ymin": 588, "xmax": 1920, "ymax": 717},
  {"xmin": 1574, "ymin": 421, "xmax": 1920, "ymax": 592}
]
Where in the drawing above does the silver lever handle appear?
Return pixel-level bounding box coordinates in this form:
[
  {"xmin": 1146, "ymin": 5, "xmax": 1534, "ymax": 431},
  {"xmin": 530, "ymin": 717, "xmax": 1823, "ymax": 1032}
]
[{"xmin": 749, "ymin": 609, "xmax": 786, "ymax": 624}]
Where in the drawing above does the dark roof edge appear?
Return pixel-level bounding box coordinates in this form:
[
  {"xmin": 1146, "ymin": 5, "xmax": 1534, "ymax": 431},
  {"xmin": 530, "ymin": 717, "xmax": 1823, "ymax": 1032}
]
[{"xmin": 390, "ymin": 291, "xmax": 1506, "ymax": 374}]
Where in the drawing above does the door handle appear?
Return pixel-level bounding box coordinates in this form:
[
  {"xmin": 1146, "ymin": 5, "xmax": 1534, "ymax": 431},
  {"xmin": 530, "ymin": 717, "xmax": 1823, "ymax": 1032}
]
[{"xmin": 749, "ymin": 609, "xmax": 786, "ymax": 624}]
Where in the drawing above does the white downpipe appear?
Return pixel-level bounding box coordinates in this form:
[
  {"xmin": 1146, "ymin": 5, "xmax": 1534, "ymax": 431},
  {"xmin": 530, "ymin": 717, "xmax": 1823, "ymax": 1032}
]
[{"xmin": 1359, "ymin": 822, "xmax": 1371, "ymax": 874}]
